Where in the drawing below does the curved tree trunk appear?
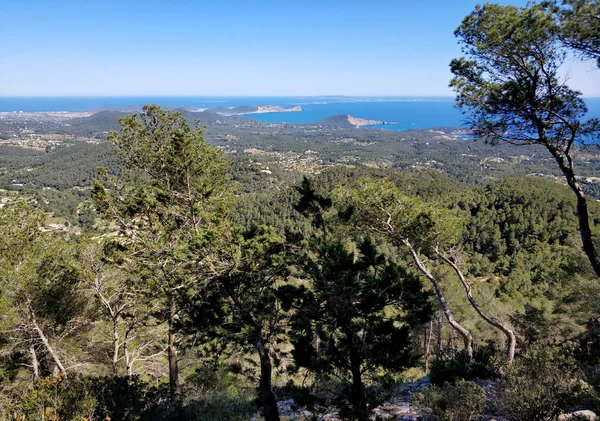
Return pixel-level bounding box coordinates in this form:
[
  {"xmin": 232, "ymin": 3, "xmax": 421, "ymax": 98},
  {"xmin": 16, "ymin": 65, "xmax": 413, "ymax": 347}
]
[
  {"xmin": 403, "ymin": 239, "xmax": 474, "ymax": 359},
  {"xmin": 436, "ymin": 250, "xmax": 516, "ymax": 365},
  {"xmin": 546, "ymin": 142, "xmax": 600, "ymax": 278},
  {"xmin": 256, "ymin": 334, "xmax": 280, "ymax": 421},
  {"xmin": 572, "ymin": 183, "xmax": 600, "ymax": 276}
]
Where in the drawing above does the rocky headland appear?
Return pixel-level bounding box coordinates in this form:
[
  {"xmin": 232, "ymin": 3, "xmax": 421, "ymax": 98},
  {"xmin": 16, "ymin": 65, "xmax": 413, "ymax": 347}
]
[{"xmin": 314, "ymin": 114, "xmax": 394, "ymax": 128}]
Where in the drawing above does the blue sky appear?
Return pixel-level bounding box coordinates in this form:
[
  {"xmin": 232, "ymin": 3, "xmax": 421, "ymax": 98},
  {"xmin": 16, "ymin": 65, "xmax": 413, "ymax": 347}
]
[{"xmin": 1, "ymin": 0, "xmax": 599, "ymax": 96}]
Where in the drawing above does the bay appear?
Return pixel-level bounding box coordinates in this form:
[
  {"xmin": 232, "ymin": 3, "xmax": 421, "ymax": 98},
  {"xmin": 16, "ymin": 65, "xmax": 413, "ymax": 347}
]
[{"xmin": 0, "ymin": 96, "xmax": 598, "ymax": 132}]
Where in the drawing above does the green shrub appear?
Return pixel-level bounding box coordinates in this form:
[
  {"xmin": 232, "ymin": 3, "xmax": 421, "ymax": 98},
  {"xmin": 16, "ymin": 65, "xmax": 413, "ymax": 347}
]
[
  {"xmin": 185, "ymin": 364, "xmax": 243, "ymax": 396},
  {"xmin": 178, "ymin": 396, "xmax": 254, "ymax": 421},
  {"xmin": 413, "ymin": 379, "xmax": 486, "ymax": 421},
  {"xmin": 497, "ymin": 346, "xmax": 580, "ymax": 421},
  {"xmin": 429, "ymin": 352, "xmax": 471, "ymax": 386},
  {"xmin": 5, "ymin": 375, "xmax": 97, "ymax": 421},
  {"xmin": 1, "ymin": 374, "xmax": 255, "ymax": 421},
  {"xmin": 429, "ymin": 345, "xmax": 503, "ymax": 386}
]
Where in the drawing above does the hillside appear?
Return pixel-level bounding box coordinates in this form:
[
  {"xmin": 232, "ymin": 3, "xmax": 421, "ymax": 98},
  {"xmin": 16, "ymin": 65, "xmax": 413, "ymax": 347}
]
[
  {"xmin": 62, "ymin": 110, "xmax": 128, "ymax": 137},
  {"xmin": 313, "ymin": 114, "xmax": 384, "ymax": 128},
  {"xmin": 179, "ymin": 109, "xmax": 258, "ymax": 125}
]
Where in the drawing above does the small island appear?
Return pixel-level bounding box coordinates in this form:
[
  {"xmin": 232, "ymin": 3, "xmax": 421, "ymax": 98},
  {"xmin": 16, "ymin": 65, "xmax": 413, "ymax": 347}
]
[
  {"xmin": 249, "ymin": 105, "xmax": 302, "ymax": 114},
  {"xmin": 347, "ymin": 115, "xmax": 386, "ymax": 126},
  {"xmin": 313, "ymin": 114, "xmax": 393, "ymax": 128}
]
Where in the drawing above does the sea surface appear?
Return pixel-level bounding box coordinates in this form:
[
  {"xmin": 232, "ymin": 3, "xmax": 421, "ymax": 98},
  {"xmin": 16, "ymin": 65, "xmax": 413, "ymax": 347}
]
[{"xmin": 1, "ymin": 96, "xmax": 599, "ymax": 131}]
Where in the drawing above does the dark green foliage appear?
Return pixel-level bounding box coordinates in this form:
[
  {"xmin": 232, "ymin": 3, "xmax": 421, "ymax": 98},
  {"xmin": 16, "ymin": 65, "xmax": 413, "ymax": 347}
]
[
  {"xmin": 463, "ymin": 177, "xmax": 599, "ymax": 340},
  {"xmin": 429, "ymin": 346, "xmax": 503, "ymax": 387},
  {"xmin": 293, "ymin": 176, "xmax": 332, "ymax": 233},
  {"xmin": 64, "ymin": 111, "xmax": 128, "ymax": 138},
  {"xmin": 511, "ymin": 304, "xmax": 558, "ymax": 346},
  {"xmin": 2, "ymin": 100, "xmax": 600, "ymax": 419},
  {"xmin": 465, "ymin": 178, "xmax": 579, "ymax": 258},
  {"xmin": 94, "ymin": 105, "xmax": 235, "ymax": 239},
  {"xmin": 451, "ymin": 2, "xmax": 592, "ymax": 145},
  {"xmin": 6, "ymin": 375, "xmax": 96, "ymax": 421},
  {"xmin": 556, "ymin": 0, "xmax": 600, "ymax": 67},
  {"xmin": 5, "ymin": 375, "xmax": 156, "ymax": 421},
  {"xmin": 176, "ymin": 223, "xmax": 292, "ymax": 420},
  {"xmin": 77, "ymin": 200, "xmax": 98, "ymax": 232},
  {"xmin": 93, "ymin": 105, "xmax": 237, "ymax": 399},
  {"xmin": 463, "ymin": 177, "xmax": 597, "ymax": 284},
  {"xmin": 4, "ymin": 375, "xmax": 254, "ymax": 421},
  {"xmin": 451, "ymin": 1, "xmax": 600, "ymax": 277},
  {"xmin": 185, "ymin": 364, "xmax": 240, "ymax": 396},
  {"xmin": 231, "ymin": 188, "xmax": 313, "ymax": 237},
  {"xmin": 0, "ymin": 142, "xmax": 123, "ymax": 224},
  {"xmin": 0, "ymin": 142, "xmax": 122, "ymax": 190},
  {"xmin": 315, "ymin": 166, "xmax": 470, "ymax": 204},
  {"xmin": 576, "ymin": 318, "xmax": 600, "ymax": 366},
  {"xmin": 289, "ymin": 237, "xmax": 432, "ymax": 420},
  {"xmin": 30, "ymin": 252, "xmax": 85, "ymax": 328},
  {"xmin": 573, "ymin": 318, "xmax": 600, "ymax": 412},
  {"xmin": 0, "ymin": 145, "xmax": 45, "ymax": 170},
  {"xmin": 497, "ymin": 345, "xmax": 585, "ymax": 421},
  {"xmin": 414, "ymin": 379, "xmax": 486, "ymax": 421},
  {"xmin": 93, "ymin": 103, "xmax": 236, "ymax": 277},
  {"xmin": 182, "ymin": 224, "xmax": 290, "ymax": 421}
]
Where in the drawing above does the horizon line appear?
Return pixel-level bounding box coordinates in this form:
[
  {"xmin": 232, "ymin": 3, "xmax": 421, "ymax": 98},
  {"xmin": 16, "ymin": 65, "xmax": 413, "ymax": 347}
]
[
  {"xmin": 2, "ymin": 94, "xmax": 599, "ymax": 99},
  {"xmin": 0, "ymin": 94, "xmax": 458, "ymax": 98}
]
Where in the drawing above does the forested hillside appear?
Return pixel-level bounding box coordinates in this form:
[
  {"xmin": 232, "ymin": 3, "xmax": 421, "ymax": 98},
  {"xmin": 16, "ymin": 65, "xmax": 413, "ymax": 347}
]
[
  {"xmin": 0, "ymin": 102, "xmax": 598, "ymax": 421},
  {"xmin": 2, "ymin": 114, "xmax": 599, "ymax": 233},
  {"xmin": 1, "ymin": 0, "xmax": 600, "ymax": 419}
]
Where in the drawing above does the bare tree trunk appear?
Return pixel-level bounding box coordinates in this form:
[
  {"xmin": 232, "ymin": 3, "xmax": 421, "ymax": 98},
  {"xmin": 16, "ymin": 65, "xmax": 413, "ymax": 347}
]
[
  {"xmin": 436, "ymin": 251, "xmax": 516, "ymax": 365},
  {"xmin": 29, "ymin": 309, "xmax": 67, "ymax": 376},
  {"xmin": 29, "ymin": 345, "xmax": 39, "ymax": 382},
  {"xmin": 125, "ymin": 345, "xmax": 133, "ymax": 377},
  {"xmin": 403, "ymin": 239, "xmax": 474, "ymax": 359},
  {"xmin": 256, "ymin": 334, "xmax": 280, "ymax": 421},
  {"xmin": 123, "ymin": 322, "xmax": 133, "ymax": 377},
  {"xmin": 425, "ymin": 319, "xmax": 433, "ymax": 372},
  {"xmin": 112, "ymin": 319, "xmax": 120, "ymax": 376},
  {"xmin": 168, "ymin": 295, "xmax": 180, "ymax": 399}
]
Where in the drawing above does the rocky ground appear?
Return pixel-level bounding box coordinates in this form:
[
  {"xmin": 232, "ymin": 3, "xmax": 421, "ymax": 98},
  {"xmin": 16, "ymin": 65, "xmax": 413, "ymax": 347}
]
[{"xmin": 272, "ymin": 376, "xmax": 597, "ymax": 421}]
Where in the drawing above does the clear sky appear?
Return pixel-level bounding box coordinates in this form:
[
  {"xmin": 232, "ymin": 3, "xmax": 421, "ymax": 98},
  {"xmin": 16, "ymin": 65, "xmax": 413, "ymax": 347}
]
[{"xmin": 1, "ymin": 0, "xmax": 599, "ymax": 96}]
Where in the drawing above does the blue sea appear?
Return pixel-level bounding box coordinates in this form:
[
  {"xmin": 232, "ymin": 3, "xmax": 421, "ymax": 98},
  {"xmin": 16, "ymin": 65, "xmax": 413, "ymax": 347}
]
[{"xmin": 1, "ymin": 96, "xmax": 599, "ymax": 131}]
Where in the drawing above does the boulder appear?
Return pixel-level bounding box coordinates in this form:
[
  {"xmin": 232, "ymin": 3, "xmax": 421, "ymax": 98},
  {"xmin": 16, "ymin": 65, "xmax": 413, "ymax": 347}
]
[{"xmin": 559, "ymin": 410, "xmax": 597, "ymax": 421}]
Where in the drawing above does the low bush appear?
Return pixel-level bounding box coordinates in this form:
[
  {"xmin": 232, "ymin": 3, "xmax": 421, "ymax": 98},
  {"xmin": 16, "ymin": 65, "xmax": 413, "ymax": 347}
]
[
  {"xmin": 3, "ymin": 375, "xmax": 164, "ymax": 421},
  {"xmin": 1, "ymin": 374, "xmax": 254, "ymax": 421},
  {"xmin": 429, "ymin": 344, "xmax": 503, "ymax": 386},
  {"xmin": 413, "ymin": 379, "xmax": 486, "ymax": 421},
  {"xmin": 497, "ymin": 345, "xmax": 582, "ymax": 421}
]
